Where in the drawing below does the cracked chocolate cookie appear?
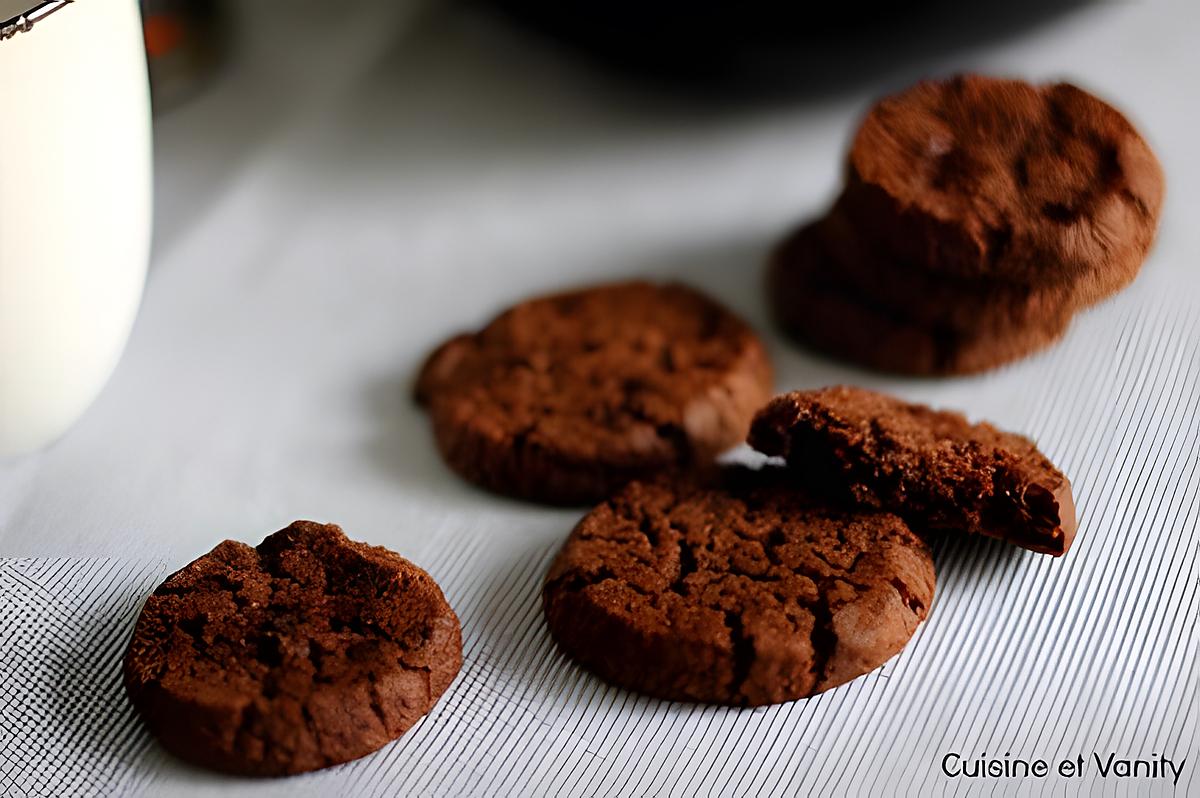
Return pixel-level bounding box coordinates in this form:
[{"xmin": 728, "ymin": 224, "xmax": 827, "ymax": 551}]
[
  {"xmin": 768, "ymin": 221, "xmax": 1071, "ymax": 375},
  {"xmin": 542, "ymin": 473, "xmax": 935, "ymax": 705},
  {"xmin": 123, "ymin": 521, "xmax": 463, "ymax": 776},
  {"xmin": 416, "ymin": 281, "xmax": 774, "ymax": 504},
  {"xmin": 841, "ymin": 74, "xmax": 1164, "ymax": 291},
  {"xmin": 748, "ymin": 386, "xmax": 1078, "ymax": 556}
]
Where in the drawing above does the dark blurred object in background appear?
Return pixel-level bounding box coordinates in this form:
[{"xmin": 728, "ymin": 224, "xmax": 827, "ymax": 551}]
[
  {"xmin": 492, "ymin": 0, "xmax": 1092, "ymax": 95},
  {"xmin": 142, "ymin": 0, "xmax": 227, "ymax": 112}
]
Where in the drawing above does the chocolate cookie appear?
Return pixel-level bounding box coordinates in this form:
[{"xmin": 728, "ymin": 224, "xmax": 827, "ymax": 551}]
[
  {"xmin": 748, "ymin": 386, "xmax": 1078, "ymax": 555},
  {"xmin": 818, "ymin": 203, "xmax": 1077, "ymax": 336},
  {"xmin": 542, "ymin": 473, "xmax": 936, "ymax": 705},
  {"xmin": 416, "ymin": 281, "xmax": 774, "ymax": 504},
  {"xmin": 123, "ymin": 521, "xmax": 463, "ymax": 776},
  {"xmin": 767, "ymin": 221, "xmax": 1071, "ymax": 375},
  {"xmin": 840, "ymin": 75, "xmax": 1164, "ymax": 292}
]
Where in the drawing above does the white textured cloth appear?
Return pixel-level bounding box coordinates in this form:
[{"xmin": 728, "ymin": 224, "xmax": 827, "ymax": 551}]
[{"xmin": 1, "ymin": 1, "xmax": 1197, "ymax": 795}]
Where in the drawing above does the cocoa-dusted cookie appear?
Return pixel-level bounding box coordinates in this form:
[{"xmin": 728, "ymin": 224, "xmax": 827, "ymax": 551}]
[
  {"xmin": 542, "ymin": 472, "xmax": 935, "ymax": 705},
  {"xmin": 124, "ymin": 521, "xmax": 462, "ymax": 776},
  {"xmin": 417, "ymin": 281, "xmax": 774, "ymax": 504},
  {"xmin": 748, "ymin": 386, "xmax": 1078, "ymax": 555},
  {"xmin": 767, "ymin": 221, "xmax": 1071, "ymax": 375},
  {"xmin": 840, "ymin": 74, "xmax": 1164, "ymax": 293}
]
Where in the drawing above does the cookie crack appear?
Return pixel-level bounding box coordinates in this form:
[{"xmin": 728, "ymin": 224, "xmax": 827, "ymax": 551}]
[
  {"xmin": 509, "ymin": 420, "xmax": 538, "ymax": 464},
  {"xmin": 299, "ymin": 703, "xmax": 333, "ymax": 768},
  {"xmin": 890, "ymin": 577, "xmax": 926, "ymax": 616},
  {"xmin": 638, "ymin": 515, "xmax": 659, "ymax": 548},
  {"xmin": 365, "ymin": 670, "xmax": 391, "ymax": 734},
  {"xmin": 722, "ymin": 610, "xmax": 754, "ymax": 703},
  {"xmin": 764, "ymin": 527, "xmax": 787, "ymax": 566},
  {"xmin": 172, "ymin": 614, "xmax": 252, "ymax": 679},
  {"xmin": 808, "ymin": 589, "xmax": 838, "ymax": 688},
  {"xmin": 546, "ymin": 566, "xmax": 654, "ymax": 599},
  {"xmin": 418, "ymin": 663, "xmax": 434, "ymax": 708},
  {"xmin": 1119, "ymin": 186, "xmax": 1151, "ymax": 221},
  {"xmin": 653, "ymin": 422, "xmax": 694, "ymax": 466},
  {"xmin": 673, "ymin": 540, "xmax": 698, "ymax": 594},
  {"xmin": 232, "ymin": 701, "xmax": 264, "ymax": 763}
]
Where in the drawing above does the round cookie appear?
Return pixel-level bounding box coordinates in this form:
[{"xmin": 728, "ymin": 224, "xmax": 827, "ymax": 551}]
[
  {"xmin": 416, "ymin": 281, "xmax": 774, "ymax": 504},
  {"xmin": 542, "ymin": 473, "xmax": 936, "ymax": 705},
  {"xmin": 123, "ymin": 521, "xmax": 463, "ymax": 776},
  {"xmin": 767, "ymin": 221, "xmax": 1071, "ymax": 375},
  {"xmin": 840, "ymin": 74, "xmax": 1164, "ymax": 292}
]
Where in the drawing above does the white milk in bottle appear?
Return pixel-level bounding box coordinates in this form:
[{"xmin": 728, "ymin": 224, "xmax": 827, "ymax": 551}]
[{"xmin": 0, "ymin": 0, "xmax": 152, "ymax": 455}]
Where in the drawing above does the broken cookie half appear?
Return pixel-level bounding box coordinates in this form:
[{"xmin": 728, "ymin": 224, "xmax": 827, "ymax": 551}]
[{"xmin": 749, "ymin": 385, "xmax": 1078, "ymax": 556}]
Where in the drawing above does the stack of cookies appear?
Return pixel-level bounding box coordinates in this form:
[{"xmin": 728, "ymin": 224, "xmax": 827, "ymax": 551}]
[{"xmin": 770, "ymin": 75, "xmax": 1164, "ymax": 374}]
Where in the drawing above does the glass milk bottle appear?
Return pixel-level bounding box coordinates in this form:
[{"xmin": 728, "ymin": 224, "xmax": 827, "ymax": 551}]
[{"xmin": 0, "ymin": 0, "xmax": 152, "ymax": 455}]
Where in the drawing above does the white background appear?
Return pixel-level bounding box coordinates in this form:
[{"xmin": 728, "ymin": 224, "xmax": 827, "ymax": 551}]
[{"xmin": 1, "ymin": 1, "xmax": 1197, "ymax": 795}]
